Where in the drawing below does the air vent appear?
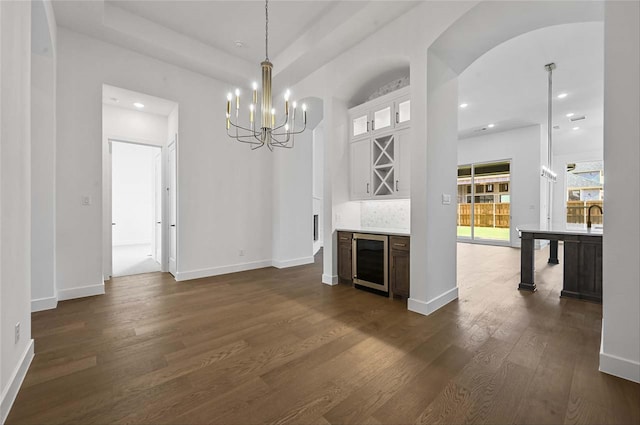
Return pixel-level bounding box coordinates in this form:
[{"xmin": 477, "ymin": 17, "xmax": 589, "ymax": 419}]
[
  {"xmin": 570, "ymin": 115, "xmax": 586, "ymax": 122},
  {"xmin": 553, "ymin": 125, "xmax": 560, "ymax": 130}
]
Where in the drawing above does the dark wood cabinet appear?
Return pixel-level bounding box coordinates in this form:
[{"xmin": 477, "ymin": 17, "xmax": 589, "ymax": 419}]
[
  {"xmin": 337, "ymin": 232, "xmax": 353, "ymax": 284},
  {"xmin": 390, "ymin": 236, "xmax": 410, "ymax": 298}
]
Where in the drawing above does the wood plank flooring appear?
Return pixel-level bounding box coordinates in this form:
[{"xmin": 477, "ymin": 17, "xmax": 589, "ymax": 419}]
[{"xmin": 7, "ymin": 244, "xmax": 639, "ymax": 424}]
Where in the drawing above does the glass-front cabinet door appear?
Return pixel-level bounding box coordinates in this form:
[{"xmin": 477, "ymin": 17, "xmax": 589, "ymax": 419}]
[
  {"xmin": 396, "ymin": 98, "xmax": 410, "ymax": 127},
  {"xmin": 351, "ymin": 113, "xmax": 369, "ymax": 139},
  {"xmin": 372, "ymin": 105, "xmax": 392, "ymax": 133}
]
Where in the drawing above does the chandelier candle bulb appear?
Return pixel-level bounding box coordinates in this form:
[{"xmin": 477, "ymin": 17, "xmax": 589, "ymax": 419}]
[
  {"xmin": 252, "ymin": 82, "xmax": 258, "ymax": 104},
  {"xmin": 235, "ymin": 89, "xmax": 240, "ymax": 110},
  {"xmin": 302, "ymin": 103, "xmax": 307, "ymax": 124},
  {"xmin": 271, "ymin": 108, "xmax": 276, "ymax": 127},
  {"xmin": 249, "ymin": 104, "xmax": 254, "ymax": 123}
]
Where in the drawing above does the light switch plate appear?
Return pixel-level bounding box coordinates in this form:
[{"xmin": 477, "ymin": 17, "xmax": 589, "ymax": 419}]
[{"xmin": 442, "ymin": 194, "xmax": 451, "ymax": 205}]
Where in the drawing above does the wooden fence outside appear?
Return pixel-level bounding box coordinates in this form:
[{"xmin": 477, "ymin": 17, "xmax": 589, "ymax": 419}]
[
  {"xmin": 567, "ymin": 200, "xmax": 603, "ymax": 225},
  {"xmin": 457, "ymin": 203, "xmax": 510, "ymax": 228}
]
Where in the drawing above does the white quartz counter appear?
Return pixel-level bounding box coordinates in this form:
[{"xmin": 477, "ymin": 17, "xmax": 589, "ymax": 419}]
[
  {"xmin": 516, "ymin": 224, "xmax": 603, "ymax": 237},
  {"xmin": 336, "ymin": 226, "xmax": 410, "ymax": 237}
]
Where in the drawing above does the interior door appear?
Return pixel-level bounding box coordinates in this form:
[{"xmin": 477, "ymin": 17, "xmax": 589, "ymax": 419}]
[
  {"xmin": 153, "ymin": 151, "xmax": 162, "ymax": 263},
  {"xmin": 168, "ymin": 141, "xmax": 177, "ymax": 276}
]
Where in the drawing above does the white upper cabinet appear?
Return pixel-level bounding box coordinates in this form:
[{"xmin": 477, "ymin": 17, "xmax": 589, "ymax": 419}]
[
  {"xmin": 373, "ymin": 105, "xmax": 392, "ymax": 132},
  {"xmin": 396, "ymin": 98, "xmax": 410, "ymax": 128},
  {"xmin": 350, "ymin": 139, "xmax": 372, "ymax": 200},
  {"xmin": 352, "ymin": 113, "xmax": 369, "ymax": 139},
  {"xmin": 348, "ymin": 87, "xmax": 411, "ymax": 200},
  {"xmin": 349, "ymin": 86, "xmax": 410, "ymax": 141}
]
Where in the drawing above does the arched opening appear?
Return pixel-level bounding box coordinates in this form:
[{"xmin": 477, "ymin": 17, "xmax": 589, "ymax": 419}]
[{"xmin": 413, "ymin": 0, "xmax": 638, "ymax": 383}]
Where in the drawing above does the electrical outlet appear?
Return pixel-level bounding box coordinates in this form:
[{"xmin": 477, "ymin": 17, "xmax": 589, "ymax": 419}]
[
  {"xmin": 239, "ymin": 249, "xmax": 245, "ymax": 257},
  {"xmin": 15, "ymin": 322, "xmax": 20, "ymax": 344},
  {"xmin": 81, "ymin": 195, "xmax": 91, "ymax": 206}
]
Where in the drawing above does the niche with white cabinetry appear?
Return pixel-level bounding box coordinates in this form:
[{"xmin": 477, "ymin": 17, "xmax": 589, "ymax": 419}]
[{"xmin": 349, "ymin": 88, "xmax": 410, "ymax": 200}]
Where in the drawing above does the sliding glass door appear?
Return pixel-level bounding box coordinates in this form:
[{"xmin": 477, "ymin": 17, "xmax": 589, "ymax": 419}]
[{"xmin": 457, "ymin": 161, "xmax": 511, "ymax": 243}]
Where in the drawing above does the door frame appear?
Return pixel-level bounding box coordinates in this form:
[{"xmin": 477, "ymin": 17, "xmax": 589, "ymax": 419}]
[
  {"xmin": 167, "ymin": 136, "xmax": 178, "ymax": 277},
  {"xmin": 103, "ymin": 137, "xmax": 168, "ymax": 279}
]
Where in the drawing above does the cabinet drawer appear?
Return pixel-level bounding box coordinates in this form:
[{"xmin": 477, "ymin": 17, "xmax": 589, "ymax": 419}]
[
  {"xmin": 390, "ymin": 236, "xmax": 410, "ymax": 251},
  {"xmin": 338, "ymin": 232, "xmax": 353, "ymax": 243}
]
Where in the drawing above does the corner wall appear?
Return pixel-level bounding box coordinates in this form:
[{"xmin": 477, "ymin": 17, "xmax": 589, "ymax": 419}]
[
  {"xmin": 601, "ymin": 1, "xmax": 640, "ymax": 383},
  {"xmin": 30, "ymin": 0, "xmax": 57, "ymax": 312},
  {"xmin": 1, "ymin": 1, "xmax": 34, "ymax": 422}
]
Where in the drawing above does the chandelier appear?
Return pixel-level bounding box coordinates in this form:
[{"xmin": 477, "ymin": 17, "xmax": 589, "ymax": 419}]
[{"xmin": 225, "ymin": 0, "xmax": 307, "ymax": 150}]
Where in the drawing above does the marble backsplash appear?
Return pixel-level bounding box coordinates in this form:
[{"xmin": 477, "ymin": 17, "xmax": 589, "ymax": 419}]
[{"xmin": 360, "ymin": 199, "xmax": 410, "ymax": 230}]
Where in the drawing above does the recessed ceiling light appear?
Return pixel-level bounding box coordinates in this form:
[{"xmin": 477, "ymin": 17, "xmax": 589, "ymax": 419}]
[
  {"xmin": 566, "ymin": 112, "xmax": 574, "ymax": 117},
  {"xmin": 234, "ymin": 40, "xmax": 244, "ymax": 48},
  {"xmin": 459, "ymin": 103, "xmax": 468, "ymax": 108},
  {"xmin": 487, "ymin": 123, "xmax": 495, "ymax": 128},
  {"xmin": 572, "ymin": 126, "xmax": 580, "ymax": 130},
  {"xmin": 133, "ymin": 102, "xmax": 144, "ymax": 108},
  {"xmin": 557, "ymin": 93, "xmax": 568, "ymax": 99},
  {"xmin": 110, "ymin": 97, "xmax": 119, "ymax": 103}
]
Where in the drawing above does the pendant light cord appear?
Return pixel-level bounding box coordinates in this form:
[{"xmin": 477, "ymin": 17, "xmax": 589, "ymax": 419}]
[{"xmin": 265, "ymin": 0, "xmax": 269, "ymax": 61}]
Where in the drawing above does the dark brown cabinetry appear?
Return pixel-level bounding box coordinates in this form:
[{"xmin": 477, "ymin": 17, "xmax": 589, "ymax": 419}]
[
  {"xmin": 337, "ymin": 231, "xmax": 410, "ymax": 298},
  {"xmin": 389, "ymin": 236, "xmax": 410, "ymax": 298},
  {"xmin": 337, "ymin": 232, "xmax": 353, "ymax": 284}
]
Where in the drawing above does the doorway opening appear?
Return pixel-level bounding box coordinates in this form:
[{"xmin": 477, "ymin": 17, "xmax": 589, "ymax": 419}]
[
  {"xmin": 102, "ymin": 84, "xmax": 179, "ymax": 279},
  {"xmin": 111, "ymin": 141, "xmax": 162, "ymax": 276},
  {"xmin": 457, "ymin": 161, "xmax": 511, "ymax": 244}
]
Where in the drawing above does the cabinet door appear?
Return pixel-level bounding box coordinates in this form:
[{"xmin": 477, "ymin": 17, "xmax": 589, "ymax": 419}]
[
  {"xmin": 390, "ymin": 248, "xmax": 410, "ymax": 298},
  {"xmin": 337, "ymin": 233, "xmax": 353, "ymax": 284},
  {"xmin": 351, "ymin": 112, "xmax": 369, "ymax": 140},
  {"xmin": 395, "ymin": 128, "xmax": 411, "ymax": 198},
  {"xmin": 350, "ymin": 139, "xmax": 371, "ymax": 200},
  {"xmin": 372, "ymin": 104, "xmax": 392, "ymax": 133},
  {"xmin": 395, "ymin": 96, "xmax": 410, "ymax": 128}
]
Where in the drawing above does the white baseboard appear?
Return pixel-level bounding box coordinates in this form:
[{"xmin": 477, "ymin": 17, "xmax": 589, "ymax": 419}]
[
  {"xmin": 57, "ymin": 283, "xmax": 105, "ymax": 301},
  {"xmin": 175, "ymin": 259, "xmax": 272, "ymax": 282},
  {"xmin": 31, "ymin": 296, "xmax": 58, "ymax": 312},
  {"xmin": 600, "ymin": 346, "xmax": 640, "ymax": 383},
  {"xmin": 1, "ymin": 339, "xmax": 34, "ymax": 424},
  {"xmin": 408, "ymin": 286, "xmax": 459, "ymax": 316},
  {"xmin": 322, "ymin": 274, "xmax": 338, "ymax": 286},
  {"xmin": 272, "ymin": 256, "xmax": 314, "ymax": 269}
]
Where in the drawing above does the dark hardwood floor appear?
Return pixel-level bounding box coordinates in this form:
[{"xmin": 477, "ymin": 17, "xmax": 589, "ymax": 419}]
[{"xmin": 7, "ymin": 244, "xmax": 639, "ymax": 424}]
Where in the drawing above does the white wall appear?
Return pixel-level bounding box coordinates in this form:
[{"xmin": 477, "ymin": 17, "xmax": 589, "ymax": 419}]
[
  {"xmin": 272, "ymin": 130, "xmax": 313, "ymax": 268},
  {"xmin": 56, "ymin": 28, "xmax": 273, "ymax": 293},
  {"xmin": 1, "ymin": 1, "xmax": 34, "ymax": 422},
  {"xmin": 30, "ymin": 0, "xmax": 57, "ymax": 312},
  {"xmin": 111, "ymin": 142, "xmax": 159, "ymax": 246},
  {"xmin": 458, "ymin": 125, "xmax": 543, "ymax": 247},
  {"xmin": 601, "ymin": 1, "xmax": 640, "ymax": 383}
]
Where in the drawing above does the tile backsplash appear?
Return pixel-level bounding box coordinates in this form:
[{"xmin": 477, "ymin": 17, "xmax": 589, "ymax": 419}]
[{"xmin": 360, "ymin": 200, "xmax": 411, "ymax": 229}]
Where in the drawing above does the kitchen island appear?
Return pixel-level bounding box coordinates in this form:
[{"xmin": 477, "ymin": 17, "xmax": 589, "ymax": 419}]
[{"xmin": 517, "ymin": 224, "xmax": 603, "ymax": 302}]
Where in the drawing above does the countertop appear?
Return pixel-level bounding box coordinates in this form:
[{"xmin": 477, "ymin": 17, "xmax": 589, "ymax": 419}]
[
  {"xmin": 336, "ymin": 226, "xmax": 410, "ymax": 237},
  {"xmin": 516, "ymin": 223, "xmax": 603, "ymax": 237}
]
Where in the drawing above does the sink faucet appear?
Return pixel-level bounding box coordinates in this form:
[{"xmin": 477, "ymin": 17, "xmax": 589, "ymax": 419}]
[{"xmin": 587, "ymin": 204, "xmax": 603, "ymax": 229}]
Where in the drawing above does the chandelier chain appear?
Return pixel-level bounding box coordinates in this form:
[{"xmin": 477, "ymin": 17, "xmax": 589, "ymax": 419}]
[{"xmin": 265, "ymin": 0, "xmax": 269, "ymax": 60}]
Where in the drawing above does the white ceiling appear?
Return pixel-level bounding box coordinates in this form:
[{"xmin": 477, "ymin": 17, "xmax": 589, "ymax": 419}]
[
  {"xmin": 458, "ymin": 22, "xmax": 604, "ymax": 139},
  {"xmin": 52, "ymin": 1, "xmax": 419, "ymax": 87},
  {"xmin": 108, "ymin": 0, "xmax": 336, "ymax": 63},
  {"xmin": 102, "ymin": 84, "xmax": 178, "ymax": 116}
]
